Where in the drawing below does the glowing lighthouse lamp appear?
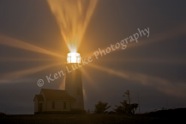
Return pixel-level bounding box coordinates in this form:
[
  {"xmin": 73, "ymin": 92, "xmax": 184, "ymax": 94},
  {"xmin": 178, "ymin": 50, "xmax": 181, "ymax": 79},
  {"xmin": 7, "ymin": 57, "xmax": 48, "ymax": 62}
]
[{"xmin": 67, "ymin": 52, "xmax": 81, "ymax": 64}]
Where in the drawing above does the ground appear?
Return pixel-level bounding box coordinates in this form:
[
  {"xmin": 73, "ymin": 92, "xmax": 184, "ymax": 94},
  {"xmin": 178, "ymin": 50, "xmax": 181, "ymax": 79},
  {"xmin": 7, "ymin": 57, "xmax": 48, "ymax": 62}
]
[{"xmin": 0, "ymin": 109, "xmax": 185, "ymax": 124}]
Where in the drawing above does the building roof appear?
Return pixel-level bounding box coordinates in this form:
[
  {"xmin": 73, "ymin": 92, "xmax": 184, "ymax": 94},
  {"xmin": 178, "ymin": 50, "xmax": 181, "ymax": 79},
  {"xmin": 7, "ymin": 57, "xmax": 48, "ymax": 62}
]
[{"xmin": 39, "ymin": 89, "xmax": 75, "ymax": 101}]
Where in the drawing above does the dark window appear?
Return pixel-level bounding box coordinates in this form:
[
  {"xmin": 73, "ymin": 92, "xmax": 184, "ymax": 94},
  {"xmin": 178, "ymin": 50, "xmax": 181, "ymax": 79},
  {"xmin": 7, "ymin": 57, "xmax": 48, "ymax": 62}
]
[
  {"xmin": 52, "ymin": 101, "xmax": 55, "ymax": 109},
  {"xmin": 64, "ymin": 102, "xmax": 66, "ymax": 109}
]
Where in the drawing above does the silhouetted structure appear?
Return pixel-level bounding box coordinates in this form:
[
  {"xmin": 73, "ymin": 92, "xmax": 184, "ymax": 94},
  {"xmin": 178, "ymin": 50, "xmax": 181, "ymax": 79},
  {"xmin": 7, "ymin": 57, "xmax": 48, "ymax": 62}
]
[{"xmin": 33, "ymin": 89, "xmax": 75, "ymax": 114}]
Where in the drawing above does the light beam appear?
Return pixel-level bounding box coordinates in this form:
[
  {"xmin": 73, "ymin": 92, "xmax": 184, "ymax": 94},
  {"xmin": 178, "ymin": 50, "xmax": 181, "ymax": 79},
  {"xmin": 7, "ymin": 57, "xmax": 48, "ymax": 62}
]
[{"xmin": 47, "ymin": 0, "xmax": 98, "ymax": 52}]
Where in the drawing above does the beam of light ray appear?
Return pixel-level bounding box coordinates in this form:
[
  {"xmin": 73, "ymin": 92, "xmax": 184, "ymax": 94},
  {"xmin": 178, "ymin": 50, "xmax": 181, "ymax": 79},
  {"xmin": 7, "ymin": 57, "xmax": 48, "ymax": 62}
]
[
  {"xmin": 0, "ymin": 62, "xmax": 62, "ymax": 82},
  {"xmin": 80, "ymin": 24, "xmax": 186, "ymax": 59},
  {"xmin": 88, "ymin": 64, "xmax": 186, "ymax": 98},
  {"xmin": 88, "ymin": 64, "xmax": 129, "ymax": 79},
  {"xmin": 0, "ymin": 78, "xmax": 32, "ymax": 84},
  {"xmin": 76, "ymin": 23, "xmax": 186, "ymax": 62},
  {"xmin": 81, "ymin": 68, "xmax": 97, "ymax": 86},
  {"xmin": 80, "ymin": 24, "xmax": 186, "ymax": 66},
  {"xmin": 0, "ymin": 34, "xmax": 64, "ymax": 58},
  {"xmin": 128, "ymin": 23, "xmax": 186, "ymax": 49},
  {"xmin": 0, "ymin": 57, "xmax": 55, "ymax": 62},
  {"xmin": 47, "ymin": 0, "xmax": 98, "ymax": 52},
  {"xmin": 102, "ymin": 58, "xmax": 186, "ymax": 65},
  {"xmin": 81, "ymin": 67, "xmax": 101, "ymax": 97}
]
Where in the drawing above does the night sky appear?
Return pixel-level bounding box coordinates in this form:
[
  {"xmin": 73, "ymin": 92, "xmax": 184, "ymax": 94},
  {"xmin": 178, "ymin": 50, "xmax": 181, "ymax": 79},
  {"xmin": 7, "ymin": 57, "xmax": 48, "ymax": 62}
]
[{"xmin": 0, "ymin": 0, "xmax": 186, "ymax": 114}]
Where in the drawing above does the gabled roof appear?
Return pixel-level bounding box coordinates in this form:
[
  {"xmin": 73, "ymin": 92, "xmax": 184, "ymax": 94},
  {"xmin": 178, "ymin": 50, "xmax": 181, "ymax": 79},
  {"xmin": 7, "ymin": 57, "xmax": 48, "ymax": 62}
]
[{"xmin": 40, "ymin": 89, "xmax": 75, "ymax": 101}]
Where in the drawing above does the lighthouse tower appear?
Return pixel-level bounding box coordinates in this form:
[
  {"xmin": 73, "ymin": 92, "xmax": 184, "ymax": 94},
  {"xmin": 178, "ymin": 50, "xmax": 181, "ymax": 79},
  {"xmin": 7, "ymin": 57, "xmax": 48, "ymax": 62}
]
[{"xmin": 65, "ymin": 52, "xmax": 84, "ymax": 111}]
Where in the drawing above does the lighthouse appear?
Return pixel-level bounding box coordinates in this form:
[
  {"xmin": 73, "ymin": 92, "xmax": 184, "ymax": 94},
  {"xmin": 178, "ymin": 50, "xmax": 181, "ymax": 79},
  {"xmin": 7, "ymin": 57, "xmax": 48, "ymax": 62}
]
[{"xmin": 65, "ymin": 52, "xmax": 84, "ymax": 111}]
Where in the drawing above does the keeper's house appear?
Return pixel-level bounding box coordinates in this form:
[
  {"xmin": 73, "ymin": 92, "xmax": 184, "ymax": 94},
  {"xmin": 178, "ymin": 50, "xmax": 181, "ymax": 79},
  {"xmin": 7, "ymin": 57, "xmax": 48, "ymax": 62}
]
[{"xmin": 33, "ymin": 89, "xmax": 75, "ymax": 114}]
